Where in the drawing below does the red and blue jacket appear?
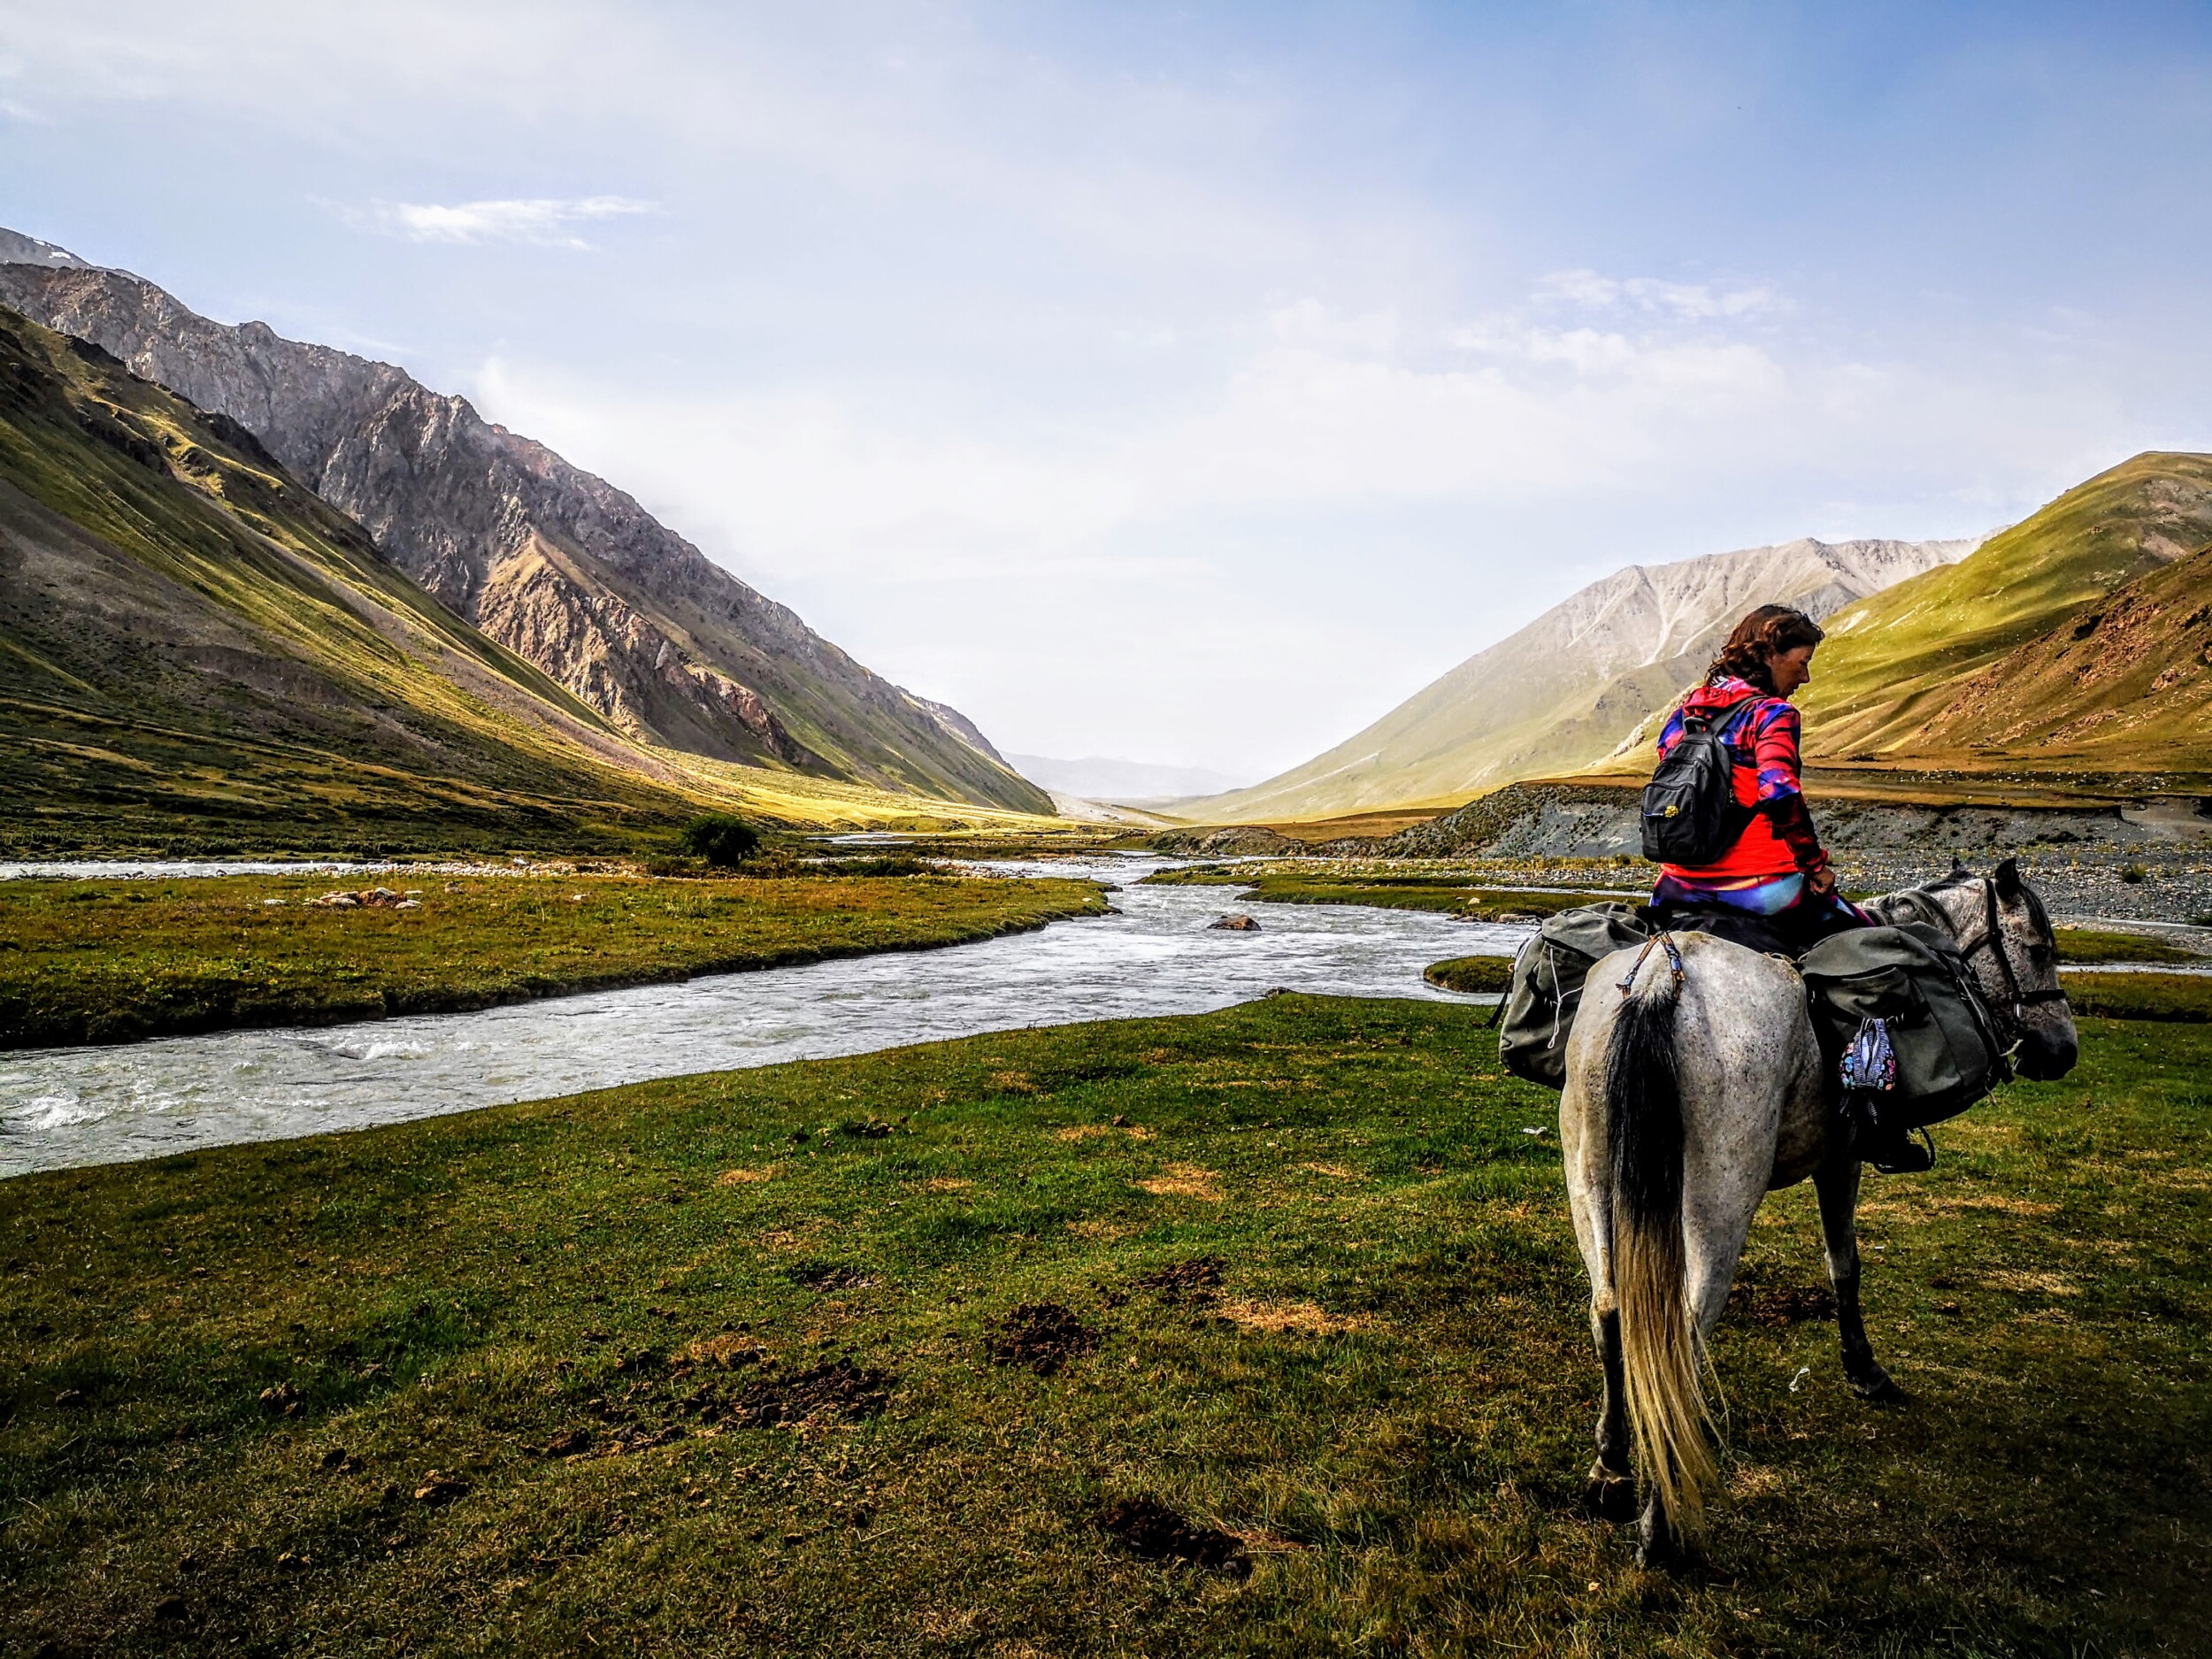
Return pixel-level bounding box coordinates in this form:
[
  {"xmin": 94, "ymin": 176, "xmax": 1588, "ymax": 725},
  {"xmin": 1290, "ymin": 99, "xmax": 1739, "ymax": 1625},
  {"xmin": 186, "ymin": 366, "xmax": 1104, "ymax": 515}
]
[{"xmin": 1653, "ymin": 674, "xmax": 1828, "ymax": 894}]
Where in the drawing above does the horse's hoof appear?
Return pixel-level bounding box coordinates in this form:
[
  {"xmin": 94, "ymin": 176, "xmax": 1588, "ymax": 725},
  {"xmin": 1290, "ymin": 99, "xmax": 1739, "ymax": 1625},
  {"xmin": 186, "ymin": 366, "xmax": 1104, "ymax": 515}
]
[
  {"xmin": 1847, "ymin": 1363, "xmax": 1907, "ymax": 1403},
  {"xmin": 1584, "ymin": 1468, "xmax": 1637, "ymax": 1524}
]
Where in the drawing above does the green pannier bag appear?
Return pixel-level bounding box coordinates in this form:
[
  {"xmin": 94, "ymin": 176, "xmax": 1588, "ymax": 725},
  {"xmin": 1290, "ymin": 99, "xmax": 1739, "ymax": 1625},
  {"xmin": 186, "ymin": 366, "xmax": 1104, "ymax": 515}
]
[
  {"xmin": 1797, "ymin": 923, "xmax": 2011, "ymax": 1128},
  {"xmin": 1497, "ymin": 903, "xmax": 1653, "ymax": 1090}
]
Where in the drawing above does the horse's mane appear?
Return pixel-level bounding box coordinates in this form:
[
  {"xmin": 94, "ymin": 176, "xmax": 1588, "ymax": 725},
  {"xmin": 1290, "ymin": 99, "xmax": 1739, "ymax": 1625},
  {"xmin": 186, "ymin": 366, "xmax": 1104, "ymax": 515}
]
[{"xmin": 1896, "ymin": 866, "xmax": 2052, "ymax": 941}]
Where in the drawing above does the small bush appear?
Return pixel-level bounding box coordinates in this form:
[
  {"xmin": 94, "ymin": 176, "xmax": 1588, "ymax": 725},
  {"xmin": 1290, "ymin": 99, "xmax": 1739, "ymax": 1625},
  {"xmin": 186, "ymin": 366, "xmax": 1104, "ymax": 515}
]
[
  {"xmin": 2120, "ymin": 864, "xmax": 2149, "ymax": 885},
  {"xmin": 678, "ymin": 814, "xmax": 761, "ymax": 869}
]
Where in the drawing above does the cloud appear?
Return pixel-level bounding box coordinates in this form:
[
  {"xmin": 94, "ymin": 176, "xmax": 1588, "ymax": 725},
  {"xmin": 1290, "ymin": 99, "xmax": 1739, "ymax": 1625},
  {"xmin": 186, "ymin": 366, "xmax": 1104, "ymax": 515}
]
[
  {"xmin": 472, "ymin": 280, "xmax": 2095, "ymax": 597},
  {"xmin": 1536, "ymin": 267, "xmax": 1782, "ymax": 320},
  {"xmin": 336, "ymin": 196, "xmax": 657, "ymax": 249}
]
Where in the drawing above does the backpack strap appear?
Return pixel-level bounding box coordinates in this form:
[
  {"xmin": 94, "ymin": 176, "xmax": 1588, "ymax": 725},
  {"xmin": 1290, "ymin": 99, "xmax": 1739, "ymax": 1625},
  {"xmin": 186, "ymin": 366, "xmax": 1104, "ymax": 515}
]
[{"xmin": 1678, "ymin": 693, "xmax": 1764, "ymax": 749}]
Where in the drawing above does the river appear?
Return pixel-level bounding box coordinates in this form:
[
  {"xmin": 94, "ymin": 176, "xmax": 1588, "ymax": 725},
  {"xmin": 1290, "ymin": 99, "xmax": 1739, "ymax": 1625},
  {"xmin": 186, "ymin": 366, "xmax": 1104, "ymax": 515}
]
[{"xmin": 0, "ymin": 857, "xmax": 1525, "ymax": 1178}]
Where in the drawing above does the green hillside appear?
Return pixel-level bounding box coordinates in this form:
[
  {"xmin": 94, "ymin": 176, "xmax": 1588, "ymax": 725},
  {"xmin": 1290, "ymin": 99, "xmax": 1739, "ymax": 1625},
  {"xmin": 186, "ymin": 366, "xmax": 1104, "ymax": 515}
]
[
  {"xmin": 0, "ymin": 308, "xmax": 1053, "ymax": 856},
  {"xmin": 1801, "ymin": 452, "xmax": 2212, "ymax": 760},
  {"xmin": 1901, "ymin": 540, "xmax": 2212, "ymax": 772}
]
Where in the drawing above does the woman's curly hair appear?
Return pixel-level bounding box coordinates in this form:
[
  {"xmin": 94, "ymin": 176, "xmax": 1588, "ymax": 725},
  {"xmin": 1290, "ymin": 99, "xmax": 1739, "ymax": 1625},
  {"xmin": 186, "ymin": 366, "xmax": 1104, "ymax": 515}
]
[{"xmin": 1706, "ymin": 604, "xmax": 1824, "ymax": 693}]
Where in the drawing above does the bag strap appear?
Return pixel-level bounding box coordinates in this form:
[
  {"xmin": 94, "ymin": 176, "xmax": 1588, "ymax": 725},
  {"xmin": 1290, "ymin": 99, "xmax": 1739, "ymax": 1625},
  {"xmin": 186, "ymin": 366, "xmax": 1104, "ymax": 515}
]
[{"xmin": 1490, "ymin": 933, "xmax": 1538, "ymax": 1028}]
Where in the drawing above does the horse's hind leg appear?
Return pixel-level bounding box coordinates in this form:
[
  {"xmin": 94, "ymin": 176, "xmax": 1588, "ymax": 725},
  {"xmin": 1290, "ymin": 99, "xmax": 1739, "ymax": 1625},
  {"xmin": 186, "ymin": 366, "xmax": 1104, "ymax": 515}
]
[
  {"xmin": 1586, "ymin": 1307, "xmax": 1636, "ymax": 1522},
  {"xmin": 1815, "ymin": 1159, "xmax": 1903, "ymax": 1402}
]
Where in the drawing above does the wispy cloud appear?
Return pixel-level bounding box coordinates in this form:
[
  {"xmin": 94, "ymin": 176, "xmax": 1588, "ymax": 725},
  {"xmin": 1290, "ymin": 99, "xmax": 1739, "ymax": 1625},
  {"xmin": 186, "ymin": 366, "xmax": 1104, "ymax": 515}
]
[
  {"xmin": 337, "ymin": 196, "xmax": 657, "ymax": 249},
  {"xmin": 1536, "ymin": 268, "xmax": 1782, "ymax": 320}
]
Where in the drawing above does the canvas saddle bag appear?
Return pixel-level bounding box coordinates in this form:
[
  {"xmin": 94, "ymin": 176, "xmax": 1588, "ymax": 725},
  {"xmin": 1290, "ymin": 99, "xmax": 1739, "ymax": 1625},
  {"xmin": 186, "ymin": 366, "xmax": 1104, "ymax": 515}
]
[
  {"xmin": 1495, "ymin": 907, "xmax": 2010, "ymax": 1128},
  {"xmin": 1496, "ymin": 903, "xmax": 1654, "ymax": 1090},
  {"xmin": 1797, "ymin": 922, "xmax": 2012, "ymax": 1131}
]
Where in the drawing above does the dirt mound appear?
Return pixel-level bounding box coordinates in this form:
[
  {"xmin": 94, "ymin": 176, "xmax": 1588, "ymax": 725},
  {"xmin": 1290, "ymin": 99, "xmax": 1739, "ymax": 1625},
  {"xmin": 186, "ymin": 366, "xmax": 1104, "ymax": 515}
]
[
  {"xmin": 1133, "ymin": 1256, "xmax": 1224, "ymax": 1304},
  {"xmin": 308, "ymin": 886, "xmax": 422, "ymax": 910},
  {"xmin": 1150, "ymin": 826, "xmax": 1302, "ymax": 856},
  {"xmin": 1099, "ymin": 1495, "xmax": 1251, "ymax": 1577},
  {"xmin": 733, "ymin": 1359, "xmax": 897, "ymax": 1426},
  {"xmin": 987, "ymin": 1302, "xmax": 1097, "ymax": 1375},
  {"xmin": 1727, "ymin": 1281, "xmax": 1837, "ymax": 1327}
]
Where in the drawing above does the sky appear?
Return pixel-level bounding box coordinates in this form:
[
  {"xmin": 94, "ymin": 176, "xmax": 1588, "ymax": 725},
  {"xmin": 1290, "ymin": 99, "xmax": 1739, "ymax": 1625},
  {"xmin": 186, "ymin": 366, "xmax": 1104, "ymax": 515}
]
[{"xmin": 4, "ymin": 2, "xmax": 2211, "ymax": 782}]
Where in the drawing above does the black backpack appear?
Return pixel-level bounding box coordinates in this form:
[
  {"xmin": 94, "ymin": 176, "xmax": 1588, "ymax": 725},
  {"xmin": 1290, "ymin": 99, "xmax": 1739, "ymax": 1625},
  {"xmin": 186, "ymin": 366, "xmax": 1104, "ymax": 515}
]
[{"xmin": 1640, "ymin": 695, "xmax": 1757, "ymax": 864}]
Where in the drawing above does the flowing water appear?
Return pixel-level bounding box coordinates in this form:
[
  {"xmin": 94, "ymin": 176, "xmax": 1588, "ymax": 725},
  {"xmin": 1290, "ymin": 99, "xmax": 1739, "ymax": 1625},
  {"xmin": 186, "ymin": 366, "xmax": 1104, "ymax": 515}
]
[{"xmin": 0, "ymin": 857, "xmax": 1526, "ymax": 1178}]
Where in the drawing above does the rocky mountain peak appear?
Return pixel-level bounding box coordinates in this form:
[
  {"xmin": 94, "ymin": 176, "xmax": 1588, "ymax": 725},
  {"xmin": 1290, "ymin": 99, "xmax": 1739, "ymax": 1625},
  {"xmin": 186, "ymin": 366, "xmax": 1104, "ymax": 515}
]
[
  {"xmin": 0, "ymin": 232, "xmax": 1049, "ymax": 815},
  {"xmin": 1167, "ymin": 529, "xmax": 1985, "ymax": 822}
]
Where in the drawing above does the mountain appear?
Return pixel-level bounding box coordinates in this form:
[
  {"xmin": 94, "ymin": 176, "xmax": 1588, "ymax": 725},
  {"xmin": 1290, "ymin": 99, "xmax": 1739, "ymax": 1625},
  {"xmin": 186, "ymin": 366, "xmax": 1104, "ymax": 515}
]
[
  {"xmin": 1893, "ymin": 540, "xmax": 2212, "ymax": 772},
  {"xmin": 0, "ymin": 235, "xmax": 1052, "ymax": 818},
  {"xmin": 1171, "ymin": 533, "xmax": 1982, "ymax": 823},
  {"xmin": 1798, "ymin": 452, "xmax": 2212, "ymax": 764},
  {"xmin": 1002, "ymin": 754, "xmax": 1251, "ymax": 802},
  {"xmin": 0, "ymin": 304, "xmax": 726, "ymax": 855}
]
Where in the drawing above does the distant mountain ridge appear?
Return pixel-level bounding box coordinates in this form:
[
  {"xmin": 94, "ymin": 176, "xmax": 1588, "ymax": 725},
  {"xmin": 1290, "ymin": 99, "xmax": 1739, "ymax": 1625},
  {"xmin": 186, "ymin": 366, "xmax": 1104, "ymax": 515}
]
[
  {"xmin": 0, "ymin": 233, "xmax": 1051, "ymax": 817},
  {"xmin": 1172, "ymin": 532, "xmax": 1983, "ymax": 822},
  {"xmin": 1004, "ymin": 754, "xmax": 1250, "ymax": 802}
]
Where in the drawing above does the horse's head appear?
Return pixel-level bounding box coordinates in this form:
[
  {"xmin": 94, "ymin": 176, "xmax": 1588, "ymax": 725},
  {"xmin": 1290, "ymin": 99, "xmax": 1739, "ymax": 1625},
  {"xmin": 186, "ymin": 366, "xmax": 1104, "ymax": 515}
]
[{"xmin": 1936, "ymin": 858, "xmax": 2078, "ymax": 1080}]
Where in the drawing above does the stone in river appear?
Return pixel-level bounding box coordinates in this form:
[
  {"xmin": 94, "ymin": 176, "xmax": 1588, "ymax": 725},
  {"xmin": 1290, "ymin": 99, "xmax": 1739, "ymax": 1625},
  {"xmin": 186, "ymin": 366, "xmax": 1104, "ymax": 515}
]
[{"xmin": 1210, "ymin": 914, "xmax": 1261, "ymax": 932}]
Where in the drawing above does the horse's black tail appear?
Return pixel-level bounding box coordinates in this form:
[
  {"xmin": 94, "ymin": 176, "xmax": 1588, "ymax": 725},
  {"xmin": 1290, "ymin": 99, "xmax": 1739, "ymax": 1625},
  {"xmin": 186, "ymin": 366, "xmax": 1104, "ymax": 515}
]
[{"xmin": 1604, "ymin": 944, "xmax": 1716, "ymax": 1538}]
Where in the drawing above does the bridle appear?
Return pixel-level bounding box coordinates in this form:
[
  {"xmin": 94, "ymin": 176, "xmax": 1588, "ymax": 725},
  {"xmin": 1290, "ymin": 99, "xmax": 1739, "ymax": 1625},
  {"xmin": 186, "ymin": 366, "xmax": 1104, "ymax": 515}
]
[{"xmin": 1891, "ymin": 875, "xmax": 2070, "ymax": 1032}]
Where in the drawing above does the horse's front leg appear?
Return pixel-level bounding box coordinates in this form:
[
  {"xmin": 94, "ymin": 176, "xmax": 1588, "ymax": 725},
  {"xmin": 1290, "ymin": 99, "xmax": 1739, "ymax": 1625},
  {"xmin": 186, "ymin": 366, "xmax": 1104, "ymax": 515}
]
[
  {"xmin": 1585, "ymin": 1306, "xmax": 1636, "ymax": 1522},
  {"xmin": 1815, "ymin": 1158, "xmax": 1903, "ymax": 1402}
]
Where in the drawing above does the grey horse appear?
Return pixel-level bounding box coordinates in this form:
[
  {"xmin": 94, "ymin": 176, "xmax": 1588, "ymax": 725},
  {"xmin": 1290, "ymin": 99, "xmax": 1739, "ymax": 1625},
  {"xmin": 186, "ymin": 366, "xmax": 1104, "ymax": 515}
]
[{"xmin": 1559, "ymin": 858, "xmax": 2079, "ymax": 1565}]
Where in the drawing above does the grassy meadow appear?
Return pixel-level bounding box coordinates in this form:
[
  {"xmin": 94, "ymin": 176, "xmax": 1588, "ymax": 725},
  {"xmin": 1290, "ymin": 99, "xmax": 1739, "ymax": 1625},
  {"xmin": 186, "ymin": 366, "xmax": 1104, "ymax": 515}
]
[
  {"xmin": 2, "ymin": 995, "xmax": 2204, "ymax": 1655},
  {"xmin": 2055, "ymin": 928, "xmax": 2209, "ymax": 966},
  {"xmin": 0, "ymin": 871, "xmax": 1107, "ymax": 1049}
]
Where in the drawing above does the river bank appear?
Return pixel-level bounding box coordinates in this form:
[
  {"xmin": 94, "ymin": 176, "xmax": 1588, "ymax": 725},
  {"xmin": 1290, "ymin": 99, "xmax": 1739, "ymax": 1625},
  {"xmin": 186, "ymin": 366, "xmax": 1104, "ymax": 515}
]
[
  {"xmin": 1153, "ymin": 783, "xmax": 2212, "ymax": 923},
  {"xmin": 2, "ymin": 996, "xmax": 2201, "ymax": 1655},
  {"xmin": 0, "ymin": 871, "xmax": 1109, "ymax": 1051},
  {"xmin": 0, "ymin": 858, "xmax": 1495, "ymax": 1176}
]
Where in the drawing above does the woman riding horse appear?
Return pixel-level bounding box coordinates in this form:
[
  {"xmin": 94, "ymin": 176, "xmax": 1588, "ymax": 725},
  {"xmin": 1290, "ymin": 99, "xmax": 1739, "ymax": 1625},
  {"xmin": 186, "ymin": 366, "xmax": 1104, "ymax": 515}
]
[
  {"xmin": 1648, "ymin": 603, "xmax": 1868, "ymax": 958},
  {"xmin": 1647, "ymin": 605, "xmax": 1925, "ymax": 1171},
  {"xmin": 1560, "ymin": 608, "xmax": 2081, "ymax": 1567}
]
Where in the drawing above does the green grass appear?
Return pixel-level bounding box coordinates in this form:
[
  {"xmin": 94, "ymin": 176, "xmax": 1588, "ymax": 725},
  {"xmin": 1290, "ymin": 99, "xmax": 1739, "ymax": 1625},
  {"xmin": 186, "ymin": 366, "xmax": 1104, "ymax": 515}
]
[
  {"xmin": 2060, "ymin": 970, "xmax": 2212, "ymax": 1022},
  {"xmin": 2, "ymin": 998, "xmax": 2204, "ymax": 1655},
  {"xmin": 2055, "ymin": 926, "xmax": 2208, "ymax": 965},
  {"xmin": 1422, "ymin": 956, "xmax": 1514, "ymax": 995},
  {"xmin": 1141, "ymin": 867, "xmax": 1625, "ymax": 922},
  {"xmin": 0, "ymin": 872, "xmax": 1106, "ymax": 1048}
]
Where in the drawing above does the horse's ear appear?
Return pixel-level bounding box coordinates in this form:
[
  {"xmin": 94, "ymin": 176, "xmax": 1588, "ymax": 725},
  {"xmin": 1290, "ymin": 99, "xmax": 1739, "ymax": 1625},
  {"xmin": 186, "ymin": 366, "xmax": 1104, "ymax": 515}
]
[
  {"xmin": 1994, "ymin": 856, "xmax": 2024, "ymax": 899},
  {"xmin": 1949, "ymin": 858, "xmax": 1970, "ymax": 880}
]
